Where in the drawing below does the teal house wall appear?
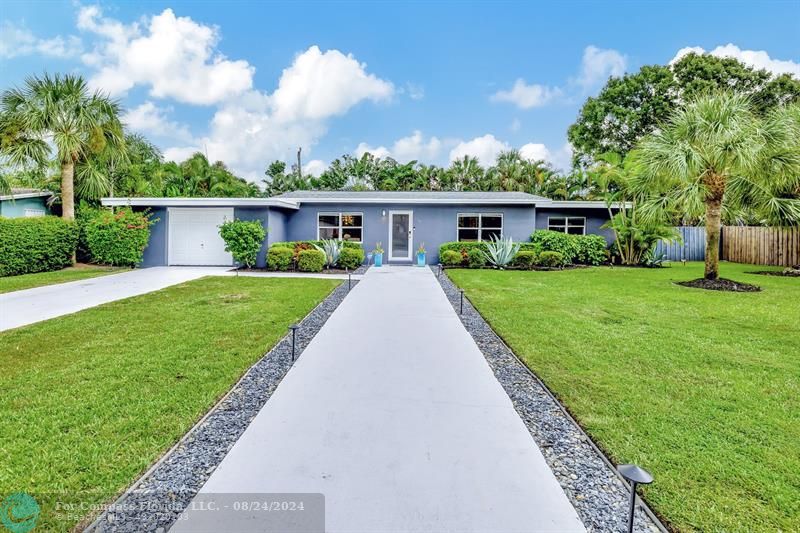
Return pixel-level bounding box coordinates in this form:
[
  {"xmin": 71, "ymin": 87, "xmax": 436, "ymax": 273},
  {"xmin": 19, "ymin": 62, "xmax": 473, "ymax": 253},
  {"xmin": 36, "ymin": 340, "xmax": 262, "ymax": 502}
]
[{"xmin": 0, "ymin": 196, "xmax": 49, "ymax": 218}]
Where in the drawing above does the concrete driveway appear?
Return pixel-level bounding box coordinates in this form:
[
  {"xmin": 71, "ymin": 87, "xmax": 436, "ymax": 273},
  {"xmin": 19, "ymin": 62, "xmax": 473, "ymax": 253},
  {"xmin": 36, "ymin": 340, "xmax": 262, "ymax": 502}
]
[
  {"xmin": 0, "ymin": 266, "xmax": 230, "ymax": 332},
  {"xmin": 173, "ymin": 266, "xmax": 584, "ymax": 532}
]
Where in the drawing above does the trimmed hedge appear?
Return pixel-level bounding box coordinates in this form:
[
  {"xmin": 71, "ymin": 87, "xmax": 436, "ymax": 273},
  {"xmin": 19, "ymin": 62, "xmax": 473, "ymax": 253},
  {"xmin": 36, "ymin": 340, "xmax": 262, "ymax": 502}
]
[
  {"xmin": 338, "ymin": 247, "xmax": 365, "ymax": 270},
  {"xmin": 513, "ymin": 250, "xmax": 538, "ymax": 269},
  {"xmin": 467, "ymin": 248, "xmax": 486, "ymax": 268},
  {"xmin": 575, "ymin": 234, "xmax": 608, "ymax": 266},
  {"xmin": 297, "ymin": 249, "xmax": 325, "ymax": 272},
  {"xmin": 441, "ymin": 250, "xmax": 462, "ymax": 266},
  {"xmin": 219, "ymin": 219, "xmax": 266, "ymax": 268},
  {"xmin": 84, "ymin": 208, "xmax": 156, "ymax": 267},
  {"xmin": 267, "ymin": 246, "xmax": 293, "ymax": 271},
  {"xmin": 438, "ymin": 241, "xmax": 537, "ymax": 266},
  {"xmin": 271, "ymin": 240, "xmax": 362, "ymax": 250},
  {"xmin": 538, "ymin": 251, "xmax": 565, "ymax": 268},
  {"xmin": 529, "ymin": 230, "xmax": 578, "ymax": 266},
  {"xmin": 0, "ymin": 216, "xmax": 79, "ymax": 276}
]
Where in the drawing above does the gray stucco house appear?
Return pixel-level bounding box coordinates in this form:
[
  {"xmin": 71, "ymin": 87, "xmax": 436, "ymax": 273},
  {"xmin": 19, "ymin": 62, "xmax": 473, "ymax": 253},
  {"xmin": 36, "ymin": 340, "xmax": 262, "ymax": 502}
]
[
  {"xmin": 101, "ymin": 191, "xmax": 617, "ymax": 267},
  {"xmin": 0, "ymin": 189, "xmax": 51, "ymax": 218}
]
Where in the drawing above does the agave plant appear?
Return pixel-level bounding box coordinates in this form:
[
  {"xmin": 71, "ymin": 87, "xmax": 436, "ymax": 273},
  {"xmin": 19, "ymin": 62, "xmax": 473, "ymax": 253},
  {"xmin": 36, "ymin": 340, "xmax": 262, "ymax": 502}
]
[
  {"xmin": 484, "ymin": 235, "xmax": 521, "ymax": 269},
  {"xmin": 313, "ymin": 239, "xmax": 342, "ymax": 268}
]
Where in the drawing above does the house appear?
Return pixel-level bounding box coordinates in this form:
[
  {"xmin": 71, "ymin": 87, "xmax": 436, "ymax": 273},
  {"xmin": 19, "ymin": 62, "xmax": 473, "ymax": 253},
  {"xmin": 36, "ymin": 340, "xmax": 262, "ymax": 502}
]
[
  {"xmin": 0, "ymin": 189, "xmax": 51, "ymax": 218},
  {"xmin": 101, "ymin": 191, "xmax": 618, "ymax": 267}
]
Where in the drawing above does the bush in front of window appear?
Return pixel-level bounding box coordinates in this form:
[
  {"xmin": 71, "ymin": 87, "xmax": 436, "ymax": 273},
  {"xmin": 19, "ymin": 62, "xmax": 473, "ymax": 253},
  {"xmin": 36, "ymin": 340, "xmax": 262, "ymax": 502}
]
[
  {"xmin": 271, "ymin": 240, "xmax": 362, "ymax": 250},
  {"xmin": 537, "ymin": 251, "xmax": 565, "ymax": 268},
  {"xmin": 297, "ymin": 249, "xmax": 325, "ymax": 272},
  {"xmin": 0, "ymin": 216, "xmax": 79, "ymax": 276},
  {"xmin": 574, "ymin": 234, "xmax": 608, "ymax": 265},
  {"xmin": 267, "ymin": 246, "xmax": 293, "ymax": 271},
  {"xmin": 467, "ymin": 248, "xmax": 486, "ymax": 268},
  {"xmin": 337, "ymin": 247, "xmax": 365, "ymax": 270},
  {"xmin": 529, "ymin": 230, "xmax": 578, "ymax": 265},
  {"xmin": 441, "ymin": 250, "xmax": 463, "ymax": 266},
  {"xmin": 513, "ymin": 250, "xmax": 538, "ymax": 269},
  {"xmin": 439, "ymin": 241, "xmax": 538, "ymax": 264}
]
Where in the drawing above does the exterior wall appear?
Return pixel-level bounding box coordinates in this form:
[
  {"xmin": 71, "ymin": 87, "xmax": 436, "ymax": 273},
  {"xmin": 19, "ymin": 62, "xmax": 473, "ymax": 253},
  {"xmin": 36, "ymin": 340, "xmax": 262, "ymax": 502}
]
[
  {"xmin": 535, "ymin": 207, "xmax": 615, "ymax": 243},
  {"xmin": 0, "ymin": 197, "xmax": 49, "ymax": 218},
  {"xmin": 285, "ymin": 203, "xmax": 537, "ymax": 264},
  {"xmin": 234, "ymin": 207, "xmax": 272, "ymax": 268},
  {"xmin": 139, "ymin": 207, "xmax": 169, "ymax": 267},
  {"xmin": 267, "ymin": 209, "xmax": 288, "ymax": 246}
]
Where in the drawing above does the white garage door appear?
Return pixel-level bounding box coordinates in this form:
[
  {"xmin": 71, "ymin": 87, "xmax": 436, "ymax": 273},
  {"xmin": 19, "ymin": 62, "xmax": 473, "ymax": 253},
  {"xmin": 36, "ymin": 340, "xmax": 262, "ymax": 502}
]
[{"xmin": 168, "ymin": 208, "xmax": 234, "ymax": 266}]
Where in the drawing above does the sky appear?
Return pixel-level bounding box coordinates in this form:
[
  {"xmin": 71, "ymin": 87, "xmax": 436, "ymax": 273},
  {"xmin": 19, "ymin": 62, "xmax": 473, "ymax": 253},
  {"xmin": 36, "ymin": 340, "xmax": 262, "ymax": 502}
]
[{"xmin": 1, "ymin": 0, "xmax": 799, "ymax": 182}]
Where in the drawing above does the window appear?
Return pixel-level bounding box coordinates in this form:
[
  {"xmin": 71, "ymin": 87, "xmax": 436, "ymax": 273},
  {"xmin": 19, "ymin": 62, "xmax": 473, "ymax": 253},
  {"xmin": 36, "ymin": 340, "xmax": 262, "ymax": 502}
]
[
  {"xmin": 317, "ymin": 212, "xmax": 363, "ymax": 242},
  {"xmin": 24, "ymin": 208, "xmax": 45, "ymax": 218},
  {"xmin": 548, "ymin": 217, "xmax": 586, "ymax": 235},
  {"xmin": 457, "ymin": 213, "xmax": 503, "ymax": 242}
]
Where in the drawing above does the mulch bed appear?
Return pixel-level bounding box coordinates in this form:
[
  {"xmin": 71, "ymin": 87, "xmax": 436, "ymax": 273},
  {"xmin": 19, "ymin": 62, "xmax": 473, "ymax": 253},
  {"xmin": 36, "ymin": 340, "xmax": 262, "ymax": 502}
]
[
  {"xmin": 749, "ymin": 269, "xmax": 800, "ymax": 278},
  {"xmin": 676, "ymin": 278, "xmax": 762, "ymax": 292}
]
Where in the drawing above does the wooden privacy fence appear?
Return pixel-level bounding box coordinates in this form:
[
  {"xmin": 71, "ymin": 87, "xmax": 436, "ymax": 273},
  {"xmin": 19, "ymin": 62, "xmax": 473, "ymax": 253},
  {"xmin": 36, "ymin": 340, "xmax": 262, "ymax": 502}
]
[
  {"xmin": 722, "ymin": 226, "xmax": 800, "ymax": 267},
  {"xmin": 656, "ymin": 226, "xmax": 800, "ymax": 266}
]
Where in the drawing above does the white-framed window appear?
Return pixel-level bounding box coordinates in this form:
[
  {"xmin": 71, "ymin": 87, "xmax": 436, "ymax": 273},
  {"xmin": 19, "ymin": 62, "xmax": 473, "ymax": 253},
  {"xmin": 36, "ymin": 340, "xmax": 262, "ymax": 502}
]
[
  {"xmin": 317, "ymin": 212, "xmax": 363, "ymax": 242},
  {"xmin": 457, "ymin": 213, "xmax": 503, "ymax": 242},
  {"xmin": 24, "ymin": 208, "xmax": 46, "ymax": 218},
  {"xmin": 548, "ymin": 216, "xmax": 586, "ymax": 235}
]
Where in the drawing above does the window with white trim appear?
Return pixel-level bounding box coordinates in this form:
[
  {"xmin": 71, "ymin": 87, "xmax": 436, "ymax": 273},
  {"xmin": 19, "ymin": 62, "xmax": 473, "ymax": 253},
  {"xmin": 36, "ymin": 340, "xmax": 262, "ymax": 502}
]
[
  {"xmin": 547, "ymin": 217, "xmax": 586, "ymax": 235},
  {"xmin": 317, "ymin": 212, "xmax": 363, "ymax": 242},
  {"xmin": 24, "ymin": 208, "xmax": 46, "ymax": 218},
  {"xmin": 457, "ymin": 213, "xmax": 503, "ymax": 242}
]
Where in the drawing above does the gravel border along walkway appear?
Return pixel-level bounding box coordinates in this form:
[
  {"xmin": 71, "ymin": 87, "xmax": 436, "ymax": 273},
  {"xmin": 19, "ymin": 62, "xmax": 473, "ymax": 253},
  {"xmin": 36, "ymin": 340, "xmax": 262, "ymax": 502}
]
[
  {"xmin": 435, "ymin": 267, "xmax": 667, "ymax": 533},
  {"xmin": 85, "ymin": 280, "xmax": 355, "ymax": 533}
]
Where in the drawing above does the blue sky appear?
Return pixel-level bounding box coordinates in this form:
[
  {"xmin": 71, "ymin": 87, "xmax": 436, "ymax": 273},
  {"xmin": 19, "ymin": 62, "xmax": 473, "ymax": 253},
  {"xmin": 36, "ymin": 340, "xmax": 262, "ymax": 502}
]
[{"xmin": 2, "ymin": 1, "xmax": 799, "ymax": 180}]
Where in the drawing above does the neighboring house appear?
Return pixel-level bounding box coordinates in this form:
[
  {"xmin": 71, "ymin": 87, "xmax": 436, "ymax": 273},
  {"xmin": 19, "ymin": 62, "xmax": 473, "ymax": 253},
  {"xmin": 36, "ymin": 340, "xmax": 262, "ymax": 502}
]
[
  {"xmin": 101, "ymin": 191, "xmax": 618, "ymax": 267},
  {"xmin": 0, "ymin": 189, "xmax": 51, "ymax": 218}
]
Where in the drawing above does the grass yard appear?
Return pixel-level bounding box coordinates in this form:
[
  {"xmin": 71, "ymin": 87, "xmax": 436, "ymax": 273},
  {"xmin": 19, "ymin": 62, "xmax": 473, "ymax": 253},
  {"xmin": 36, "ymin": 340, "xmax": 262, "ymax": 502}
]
[
  {"xmin": 0, "ymin": 264, "xmax": 123, "ymax": 294},
  {"xmin": 0, "ymin": 276, "xmax": 339, "ymax": 531},
  {"xmin": 448, "ymin": 262, "xmax": 799, "ymax": 533}
]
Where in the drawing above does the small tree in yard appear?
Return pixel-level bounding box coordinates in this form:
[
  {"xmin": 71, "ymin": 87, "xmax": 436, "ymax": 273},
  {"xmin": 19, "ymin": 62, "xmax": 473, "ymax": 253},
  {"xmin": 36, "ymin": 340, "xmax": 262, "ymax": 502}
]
[
  {"xmin": 637, "ymin": 93, "xmax": 800, "ymax": 280},
  {"xmin": 219, "ymin": 220, "xmax": 266, "ymax": 269}
]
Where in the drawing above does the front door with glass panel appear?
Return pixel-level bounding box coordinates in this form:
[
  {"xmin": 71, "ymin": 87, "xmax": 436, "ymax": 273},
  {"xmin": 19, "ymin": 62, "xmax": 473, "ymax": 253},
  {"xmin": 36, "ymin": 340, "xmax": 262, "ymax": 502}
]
[{"xmin": 389, "ymin": 211, "xmax": 413, "ymax": 261}]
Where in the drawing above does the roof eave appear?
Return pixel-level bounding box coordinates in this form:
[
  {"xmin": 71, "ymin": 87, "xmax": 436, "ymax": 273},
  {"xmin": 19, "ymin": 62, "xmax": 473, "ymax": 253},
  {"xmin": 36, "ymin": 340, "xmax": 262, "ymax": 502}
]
[{"xmin": 100, "ymin": 197, "xmax": 300, "ymax": 209}]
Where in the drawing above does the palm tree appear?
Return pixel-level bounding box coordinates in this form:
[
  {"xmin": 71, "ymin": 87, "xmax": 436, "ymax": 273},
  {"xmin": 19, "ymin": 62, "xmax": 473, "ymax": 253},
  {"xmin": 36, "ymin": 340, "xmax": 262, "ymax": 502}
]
[
  {"xmin": 637, "ymin": 92, "xmax": 800, "ymax": 279},
  {"xmin": 0, "ymin": 74, "xmax": 125, "ymax": 219}
]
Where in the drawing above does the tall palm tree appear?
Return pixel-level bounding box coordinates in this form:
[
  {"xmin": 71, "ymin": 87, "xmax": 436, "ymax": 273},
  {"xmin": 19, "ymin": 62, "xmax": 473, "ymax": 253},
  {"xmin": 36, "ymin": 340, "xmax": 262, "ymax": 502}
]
[
  {"xmin": 637, "ymin": 92, "xmax": 800, "ymax": 279},
  {"xmin": 0, "ymin": 74, "xmax": 125, "ymax": 219}
]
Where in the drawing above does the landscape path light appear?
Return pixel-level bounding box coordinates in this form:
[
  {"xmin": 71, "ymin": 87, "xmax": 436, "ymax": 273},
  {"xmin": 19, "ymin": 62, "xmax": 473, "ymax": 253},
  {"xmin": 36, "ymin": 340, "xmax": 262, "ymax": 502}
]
[
  {"xmin": 288, "ymin": 324, "xmax": 300, "ymax": 362},
  {"xmin": 618, "ymin": 463, "xmax": 654, "ymax": 533}
]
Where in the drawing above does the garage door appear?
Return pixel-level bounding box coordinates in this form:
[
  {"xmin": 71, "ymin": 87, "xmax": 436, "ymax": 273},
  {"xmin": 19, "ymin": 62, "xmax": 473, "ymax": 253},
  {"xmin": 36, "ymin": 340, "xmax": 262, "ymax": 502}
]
[{"xmin": 168, "ymin": 208, "xmax": 234, "ymax": 266}]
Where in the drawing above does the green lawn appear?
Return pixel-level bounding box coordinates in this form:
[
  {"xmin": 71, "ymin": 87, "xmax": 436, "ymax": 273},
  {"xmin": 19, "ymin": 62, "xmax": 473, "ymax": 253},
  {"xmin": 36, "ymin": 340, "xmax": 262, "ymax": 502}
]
[
  {"xmin": 448, "ymin": 262, "xmax": 799, "ymax": 533},
  {"xmin": 0, "ymin": 276, "xmax": 339, "ymax": 531},
  {"xmin": 0, "ymin": 265, "xmax": 124, "ymax": 294}
]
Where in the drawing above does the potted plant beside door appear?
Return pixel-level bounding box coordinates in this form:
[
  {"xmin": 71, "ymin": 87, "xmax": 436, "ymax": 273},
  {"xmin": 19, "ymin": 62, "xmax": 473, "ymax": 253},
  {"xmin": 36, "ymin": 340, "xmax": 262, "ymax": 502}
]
[
  {"xmin": 416, "ymin": 243, "xmax": 426, "ymax": 266},
  {"xmin": 373, "ymin": 242, "xmax": 384, "ymax": 267}
]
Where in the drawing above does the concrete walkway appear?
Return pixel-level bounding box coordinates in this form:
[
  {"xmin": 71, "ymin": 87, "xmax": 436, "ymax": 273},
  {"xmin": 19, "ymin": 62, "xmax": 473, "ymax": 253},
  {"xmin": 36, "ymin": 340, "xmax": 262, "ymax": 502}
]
[
  {"xmin": 173, "ymin": 266, "xmax": 584, "ymax": 532},
  {"xmin": 0, "ymin": 266, "xmax": 229, "ymax": 331}
]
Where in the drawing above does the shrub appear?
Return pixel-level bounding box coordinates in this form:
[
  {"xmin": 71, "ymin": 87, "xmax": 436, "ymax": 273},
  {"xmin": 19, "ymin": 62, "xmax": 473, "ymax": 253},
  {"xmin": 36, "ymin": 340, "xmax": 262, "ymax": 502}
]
[
  {"xmin": 513, "ymin": 250, "xmax": 537, "ymax": 269},
  {"xmin": 338, "ymin": 247, "xmax": 365, "ymax": 270},
  {"xmin": 441, "ymin": 250, "xmax": 463, "ymax": 266},
  {"xmin": 0, "ymin": 216, "xmax": 79, "ymax": 276},
  {"xmin": 267, "ymin": 246, "xmax": 293, "ymax": 271},
  {"xmin": 271, "ymin": 240, "xmax": 362, "ymax": 251},
  {"xmin": 297, "ymin": 249, "xmax": 325, "ymax": 272},
  {"xmin": 484, "ymin": 236, "xmax": 521, "ymax": 268},
  {"xmin": 575, "ymin": 234, "xmax": 608, "ymax": 265},
  {"xmin": 467, "ymin": 248, "xmax": 486, "ymax": 268},
  {"xmin": 537, "ymin": 251, "xmax": 565, "ymax": 268},
  {"xmin": 312, "ymin": 239, "xmax": 342, "ymax": 268},
  {"xmin": 219, "ymin": 219, "xmax": 266, "ymax": 268},
  {"xmin": 84, "ymin": 208, "xmax": 155, "ymax": 267},
  {"xmin": 529, "ymin": 230, "xmax": 578, "ymax": 265},
  {"xmin": 439, "ymin": 241, "xmax": 537, "ymax": 264}
]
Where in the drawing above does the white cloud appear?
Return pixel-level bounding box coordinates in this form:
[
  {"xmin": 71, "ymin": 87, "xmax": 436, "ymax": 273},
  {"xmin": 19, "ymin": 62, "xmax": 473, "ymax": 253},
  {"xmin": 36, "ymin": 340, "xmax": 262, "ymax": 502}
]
[
  {"xmin": 303, "ymin": 159, "xmax": 327, "ymax": 177},
  {"xmin": 519, "ymin": 143, "xmax": 551, "ymax": 162},
  {"xmin": 270, "ymin": 45, "xmax": 393, "ymax": 122},
  {"xmin": 576, "ymin": 45, "xmax": 627, "ymax": 88},
  {"xmin": 404, "ymin": 82, "xmax": 425, "ymax": 100},
  {"xmin": 355, "ymin": 130, "xmax": 442, "ymax": 162},
  {"xmin": 77, "ymin": 6, "xmax": 254, "ymax": 104},
  {"xmin": 163, "ymin": 145, "xmax": 200, "ymax": 163},
  {"xmin": 671, "ymin": 44, "xmax": 800, "ymax": 78},
  {"xmin": 449, "ymin": 134, "xmax": 510, "ymax": 166},
  {"xmin": 0, "ymin": 21, "xmax": 82, "ymax": 58},
  {"xmin": 490, "ymin": 79, "xmax": 561, "ymax": 109},
  {"xmin": 122, "ymin": 101, "xmax": 194, "ymax": 142}
]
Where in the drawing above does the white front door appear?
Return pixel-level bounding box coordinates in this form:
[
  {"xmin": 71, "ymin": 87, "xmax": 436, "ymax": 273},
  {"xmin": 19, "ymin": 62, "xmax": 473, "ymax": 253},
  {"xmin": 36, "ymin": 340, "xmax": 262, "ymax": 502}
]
[
  {"xmin": 168, "ymin": 208, "xmax": 234, "ymax": 266},
  {"xmin": 388, "ymin": 210, "xmax": 413, "ymax": 261}
]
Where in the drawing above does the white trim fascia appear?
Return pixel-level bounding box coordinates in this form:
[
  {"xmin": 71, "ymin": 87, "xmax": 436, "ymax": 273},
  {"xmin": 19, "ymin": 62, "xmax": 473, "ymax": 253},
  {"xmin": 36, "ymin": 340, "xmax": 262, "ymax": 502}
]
[
  {"xmin": 541, "ymin": 200, "xmax": 631, "ymax": 209},
  {"xmin": 100, "ymin": 197, "xmax": 300, "ymax": 209},
  {"xmin": 283, "ymin": 197, "xmax": 539, "ymax": 205},
  {"xmin": 0, "ymin": 191, "xmax": 52, "ymax": 201}
]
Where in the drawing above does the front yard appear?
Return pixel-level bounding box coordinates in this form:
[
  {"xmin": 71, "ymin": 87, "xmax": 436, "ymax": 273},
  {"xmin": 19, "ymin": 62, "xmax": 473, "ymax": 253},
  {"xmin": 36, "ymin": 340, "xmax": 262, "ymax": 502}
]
[
  {"xmin": 448, "ymin": 262, "xmax": 799, "ymax": 532},
  {"xmin": 0, "ymin": 264, "xmax": 123, "ymax": 294},
  {"xmin": 0, "ymin": 276, "xmax": 339, "ymax": 531}
]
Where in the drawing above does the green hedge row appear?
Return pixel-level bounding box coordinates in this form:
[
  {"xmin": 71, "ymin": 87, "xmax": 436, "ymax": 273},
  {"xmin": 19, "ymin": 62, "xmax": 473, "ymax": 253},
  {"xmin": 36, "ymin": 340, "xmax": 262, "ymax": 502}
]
[
  {"xmin": 0, "ymin": 216, "xmax": 79, "ymax": 276},
  {"xmin": 271, "ymin": 240, "xmax": 362, "ymax": 250},
  {"xmin": 269, "ymin": 240, "xmax": 365, "ymax": 271},
  {"xmin": 83, "ymin": 208, "xmax": 156, "ymax": 267}
]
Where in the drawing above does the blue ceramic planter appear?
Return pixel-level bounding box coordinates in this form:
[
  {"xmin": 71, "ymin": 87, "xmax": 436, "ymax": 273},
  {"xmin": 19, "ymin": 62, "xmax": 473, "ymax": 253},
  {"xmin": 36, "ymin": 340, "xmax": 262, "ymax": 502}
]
[
  {"xmin": 374, "ymin": 252, "xmax": 383, "ymax": 267},
  {"xmin": 417, "ymin": 252, "xmax": 426, "ymax": 266}
]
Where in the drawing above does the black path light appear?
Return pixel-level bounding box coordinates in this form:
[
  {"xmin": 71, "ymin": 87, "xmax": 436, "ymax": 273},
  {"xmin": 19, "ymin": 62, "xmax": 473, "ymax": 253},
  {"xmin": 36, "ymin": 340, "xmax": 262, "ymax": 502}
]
[
  {"xmin": 347, "ymin": 268, "xmax": 352, "ymax": 291},
  {"xmin": 438, "ymin": 263, "xmax": 443, "ymax": 278},
  {"xmin": 618, "ymin": 464, "xmax": 654, "ymax": 533},
  {"xmin": 459, "ymin": 289, "xmax": 465, "ymax": 315},
  {"xmin": 288, "ymin": 324, "xmax": 300, "ymax": 361}
]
